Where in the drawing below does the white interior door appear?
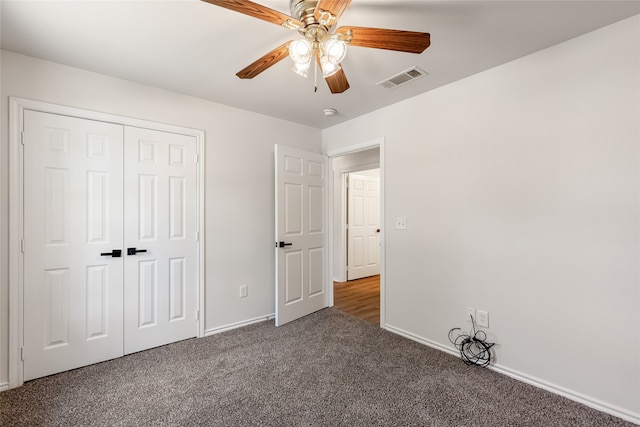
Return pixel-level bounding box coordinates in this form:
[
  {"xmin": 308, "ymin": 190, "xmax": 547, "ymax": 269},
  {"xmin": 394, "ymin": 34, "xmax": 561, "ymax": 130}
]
[
  {"xmin": 23, "ymin": 111, "xmax": 125, "ymax": 381},
  {"xmin": 275, "ymin": 145, "xmax": 328, "ymax": 326},
  {"xmin": 347, "ymin": 172, "xmax": 380, "ymax": 280},
  {"xmin": 123, "ymin": 127, "xmax": 198, "ymax": 354}
]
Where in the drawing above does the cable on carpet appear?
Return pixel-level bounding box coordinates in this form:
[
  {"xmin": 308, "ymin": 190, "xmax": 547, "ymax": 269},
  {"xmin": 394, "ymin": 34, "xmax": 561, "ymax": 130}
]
[{"xmin": 448, "ymin": 315, "xmax": 495, "ymax": 367}]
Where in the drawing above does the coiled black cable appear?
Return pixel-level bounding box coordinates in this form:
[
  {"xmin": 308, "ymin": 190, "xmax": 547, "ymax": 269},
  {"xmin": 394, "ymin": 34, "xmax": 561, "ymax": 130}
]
[{"xmin": 448, "ymin": 315, "xmax": 495, "ymax": 367}]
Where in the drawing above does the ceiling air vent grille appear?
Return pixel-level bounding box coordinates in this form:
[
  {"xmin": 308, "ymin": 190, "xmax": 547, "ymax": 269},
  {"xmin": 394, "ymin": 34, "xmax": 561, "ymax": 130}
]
[{"xmin": 377, "ymin": 66, "xmax": 428, "ymax": 89}]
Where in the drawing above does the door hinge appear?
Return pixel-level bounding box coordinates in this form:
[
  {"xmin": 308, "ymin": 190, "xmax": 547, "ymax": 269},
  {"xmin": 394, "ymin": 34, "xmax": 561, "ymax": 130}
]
[
  {"xmin": 20, "ymin": 239, "xmax": 25, "ymax": 253},
  {"xmin": 20, "ymin": 131, "xmax": 25, "ymax": 146},
  {"xmin": 20, "ymin": 347, "xmax": 25, "ymax": 361},
  {"xmin": 195, "ymin": 309, "xmax": 200, "ymax": 321},
  {"xmin": 196, "ymin": 231, "xmax": 199, "ymax": 242},
  {"xmin": 196, "ymin": 153, "xmax": 199, "ymax": 164}
]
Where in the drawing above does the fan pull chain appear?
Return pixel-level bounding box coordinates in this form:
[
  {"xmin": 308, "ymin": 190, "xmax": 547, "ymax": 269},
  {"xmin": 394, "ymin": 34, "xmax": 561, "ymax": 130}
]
[{"xmin": 314, "ymin": 60, "xmax": 318, "ymax": 92}]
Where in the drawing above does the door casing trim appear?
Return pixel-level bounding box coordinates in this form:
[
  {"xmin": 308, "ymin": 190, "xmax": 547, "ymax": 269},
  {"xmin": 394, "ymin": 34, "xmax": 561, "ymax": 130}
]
[{"xmin": 8, "ymin": 97, "xmax": 206, "ymax": 388}]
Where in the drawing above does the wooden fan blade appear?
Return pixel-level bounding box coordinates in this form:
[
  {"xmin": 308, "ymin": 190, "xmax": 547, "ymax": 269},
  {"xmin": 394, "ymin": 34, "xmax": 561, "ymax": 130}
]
[
  {"xmin": 236, "ymin": 41, "xmax": 291, "ymax": 79},
  {"xmin": 202, "ymin": 0, "xmax": 301, "ymax": 28},
  {"xmin": 325, "ymin": 67, "xmax": 350, "ymax": 94},
  {"xmin": 337, "ymin": 26, "xmax": 430, "ymax": 54},
  {"xmin": 314, "ymin": 0, "xmax": 352, "ymax": 24}
]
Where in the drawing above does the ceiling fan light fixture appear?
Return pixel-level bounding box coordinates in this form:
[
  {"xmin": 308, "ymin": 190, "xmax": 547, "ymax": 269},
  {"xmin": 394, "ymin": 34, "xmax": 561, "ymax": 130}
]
[
  {"xmin": 291, "ymin": 60, "xmax": 311, "ymax": 78},
  {"xmin": 322, "ymin": 37, "xmax": 347, "ymax": 65},
  {"xmin": 289, "ymin": 39, "xmax": 313, "ymax": 64},
  {"xmin": 320, "ymin": 56, "xmax": 341, "ymax": 77}
]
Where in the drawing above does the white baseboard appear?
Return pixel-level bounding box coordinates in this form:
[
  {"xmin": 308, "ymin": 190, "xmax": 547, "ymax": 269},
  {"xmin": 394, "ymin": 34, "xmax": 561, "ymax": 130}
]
[
  {"xmin": 204, "ymin": 314, "xmax": 274, "ymax": 336},
  {"xmin": 490, "ymin": 363, "xmax": 640, "ymax": 424},
  {"xmin": 0, "ymin": 382, "xmax": 10, "ymax": 392},
  {"xmin": 384, "ymin": 324, "xmax": 459, "ymax": 357},
  {"xmin": 384, "ymin": 324, "xmax": 639, "ymax": 425}
]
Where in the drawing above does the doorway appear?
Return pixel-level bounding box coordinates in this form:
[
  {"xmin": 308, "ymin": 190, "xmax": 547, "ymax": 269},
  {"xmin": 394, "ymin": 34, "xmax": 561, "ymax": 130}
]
[{"xmin": 328, "ymin": 142, "xmax": 383, "ymax": 325}]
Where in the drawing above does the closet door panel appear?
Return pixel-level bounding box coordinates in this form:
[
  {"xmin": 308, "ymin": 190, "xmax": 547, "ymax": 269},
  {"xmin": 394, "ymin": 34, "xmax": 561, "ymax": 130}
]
[
  {"xmin": 23, "ymin": 111, "xmax": 125, "ymax": 381},
  {"xmin": 123, "ymin": 127, "xmax": 198, "ymax": 354}
]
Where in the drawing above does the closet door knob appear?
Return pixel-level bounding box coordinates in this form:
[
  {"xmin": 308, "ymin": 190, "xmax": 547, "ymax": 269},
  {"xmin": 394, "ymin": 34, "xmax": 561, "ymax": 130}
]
[
  {"xmin": 127, "ymin": 248, "xmax": 148, "ymax": 255},
  {"xmin": 100, "ymin": 249, "xmax": 122, "ymax": 257}
]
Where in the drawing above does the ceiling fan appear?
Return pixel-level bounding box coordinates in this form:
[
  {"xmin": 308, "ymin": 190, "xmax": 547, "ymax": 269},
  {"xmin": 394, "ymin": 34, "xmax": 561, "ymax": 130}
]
[{"xmin": 202, "ymin": 0, "xmax": 431, "ymax": 94}]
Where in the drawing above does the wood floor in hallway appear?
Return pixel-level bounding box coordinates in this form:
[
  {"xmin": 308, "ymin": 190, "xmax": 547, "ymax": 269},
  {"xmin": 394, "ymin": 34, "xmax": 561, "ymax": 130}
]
[{"xmin": 333, "ymin": 275, "xmax": 380, "ymax": 326}]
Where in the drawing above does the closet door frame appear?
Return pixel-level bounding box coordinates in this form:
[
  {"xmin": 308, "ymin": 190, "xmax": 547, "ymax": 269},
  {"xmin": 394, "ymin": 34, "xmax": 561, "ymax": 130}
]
[{"xmin": 8, "ymin": 97, "xmax": 206, "ymax": 389}]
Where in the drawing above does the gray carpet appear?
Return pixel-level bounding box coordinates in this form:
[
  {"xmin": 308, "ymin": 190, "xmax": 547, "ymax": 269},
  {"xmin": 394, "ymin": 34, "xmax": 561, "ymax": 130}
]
[{"xmin": 0, "ymin": 308, "xmax": 632, "ymax": 426}]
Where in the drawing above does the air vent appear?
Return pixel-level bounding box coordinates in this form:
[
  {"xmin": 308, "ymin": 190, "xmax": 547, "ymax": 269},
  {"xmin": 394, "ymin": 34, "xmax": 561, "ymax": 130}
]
[{"xmin": 377, "ymin": 66, "xmax": 428, "ymax": 89}]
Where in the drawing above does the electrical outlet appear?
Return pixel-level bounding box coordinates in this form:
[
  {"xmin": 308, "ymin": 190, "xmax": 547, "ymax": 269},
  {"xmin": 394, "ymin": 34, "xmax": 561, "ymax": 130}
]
[
  {"xmin": 395, "ymin": 216, "xmax": 407, "ymax": 230},
  {"xmin": 477, "ymin": 310, "xmax": 489, "ymax": 328},
  {"xmin": 466, "ymin": 307, "xmax": 476, "ymax": 322},
  {"xmin": 239, "ymin": 285, "xmax": 248, "ymax": 298}
]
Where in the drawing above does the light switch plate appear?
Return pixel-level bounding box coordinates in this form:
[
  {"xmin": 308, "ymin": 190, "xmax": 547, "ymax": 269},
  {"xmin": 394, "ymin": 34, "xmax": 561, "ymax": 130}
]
[
  {"xmin": 395, "ymin": 216, "xmax": 407, "ymax": 230},
  {"xmin": 477, "ymin": 310, "xmax": 489, "ymax": 328}
]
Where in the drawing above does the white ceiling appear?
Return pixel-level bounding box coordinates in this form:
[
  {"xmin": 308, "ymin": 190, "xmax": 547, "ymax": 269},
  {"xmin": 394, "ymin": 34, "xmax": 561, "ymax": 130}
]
[{"xmin": 2, "ymin": 0, "xmax": 639, "ymax": 129}]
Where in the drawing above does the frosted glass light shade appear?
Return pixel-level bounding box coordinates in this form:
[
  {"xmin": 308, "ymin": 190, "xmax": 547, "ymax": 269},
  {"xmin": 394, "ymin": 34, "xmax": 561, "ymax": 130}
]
[
  {"xmin": 289, "ymin": 39, "xmax": 312, "ymax": 64},
  {"xmin": 291, "ymin": 60, "xmax": 311, "ymax": 78},
  {"xmin": 320, "ymin": 56, "xmax": 341, "ymax": 77},
  {"xmin": 322, "ymin": 38, "xmax": 347, "ymax": 65}
]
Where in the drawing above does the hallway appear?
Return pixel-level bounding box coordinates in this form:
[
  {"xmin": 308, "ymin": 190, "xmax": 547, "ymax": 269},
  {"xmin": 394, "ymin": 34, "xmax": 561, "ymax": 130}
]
[{"xmin": 333, "ymin": 275, "xmax": 380, "ymax": 325}]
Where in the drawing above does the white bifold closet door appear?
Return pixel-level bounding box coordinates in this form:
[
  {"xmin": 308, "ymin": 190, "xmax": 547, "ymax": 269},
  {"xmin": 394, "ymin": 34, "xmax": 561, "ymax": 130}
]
[{"xmin": 23, "ymin": 110, "xmax": 197, "ymax": 381}]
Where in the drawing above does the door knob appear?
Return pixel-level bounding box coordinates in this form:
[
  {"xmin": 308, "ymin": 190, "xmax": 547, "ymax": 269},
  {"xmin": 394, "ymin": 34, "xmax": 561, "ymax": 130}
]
[
  {"xmin": 100, "ymin": 249, "xmax": 122, "ymax": 257},
  {"xmin": 127, "ymin": 247, "xmax": 148, "ymax": 256},
  {"xmin": 277, "ymin": 241, "xmax": 293, "ymax": 248}
]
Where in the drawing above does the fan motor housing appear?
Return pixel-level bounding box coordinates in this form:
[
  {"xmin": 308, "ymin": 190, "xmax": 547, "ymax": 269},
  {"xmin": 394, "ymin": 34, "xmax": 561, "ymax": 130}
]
[{"xmin": 290, "ymin": 0, "xmax": 319, "ymax": 26}]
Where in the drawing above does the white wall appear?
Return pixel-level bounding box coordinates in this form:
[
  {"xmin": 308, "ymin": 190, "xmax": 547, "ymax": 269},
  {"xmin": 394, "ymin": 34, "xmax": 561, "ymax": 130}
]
[
  {"xmin": 323, "ymin": 16, "xmax": 640, "ymax": 421},
  {"xmin": 0, "ymin": 50, "xmax": 322, "ymax": 386}
]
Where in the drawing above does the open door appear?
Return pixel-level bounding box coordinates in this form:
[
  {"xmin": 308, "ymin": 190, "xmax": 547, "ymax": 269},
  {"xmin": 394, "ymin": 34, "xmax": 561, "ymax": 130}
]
[{"xmin": 275, "ymin": 145, "xmax": 328, "ymax": 326}]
